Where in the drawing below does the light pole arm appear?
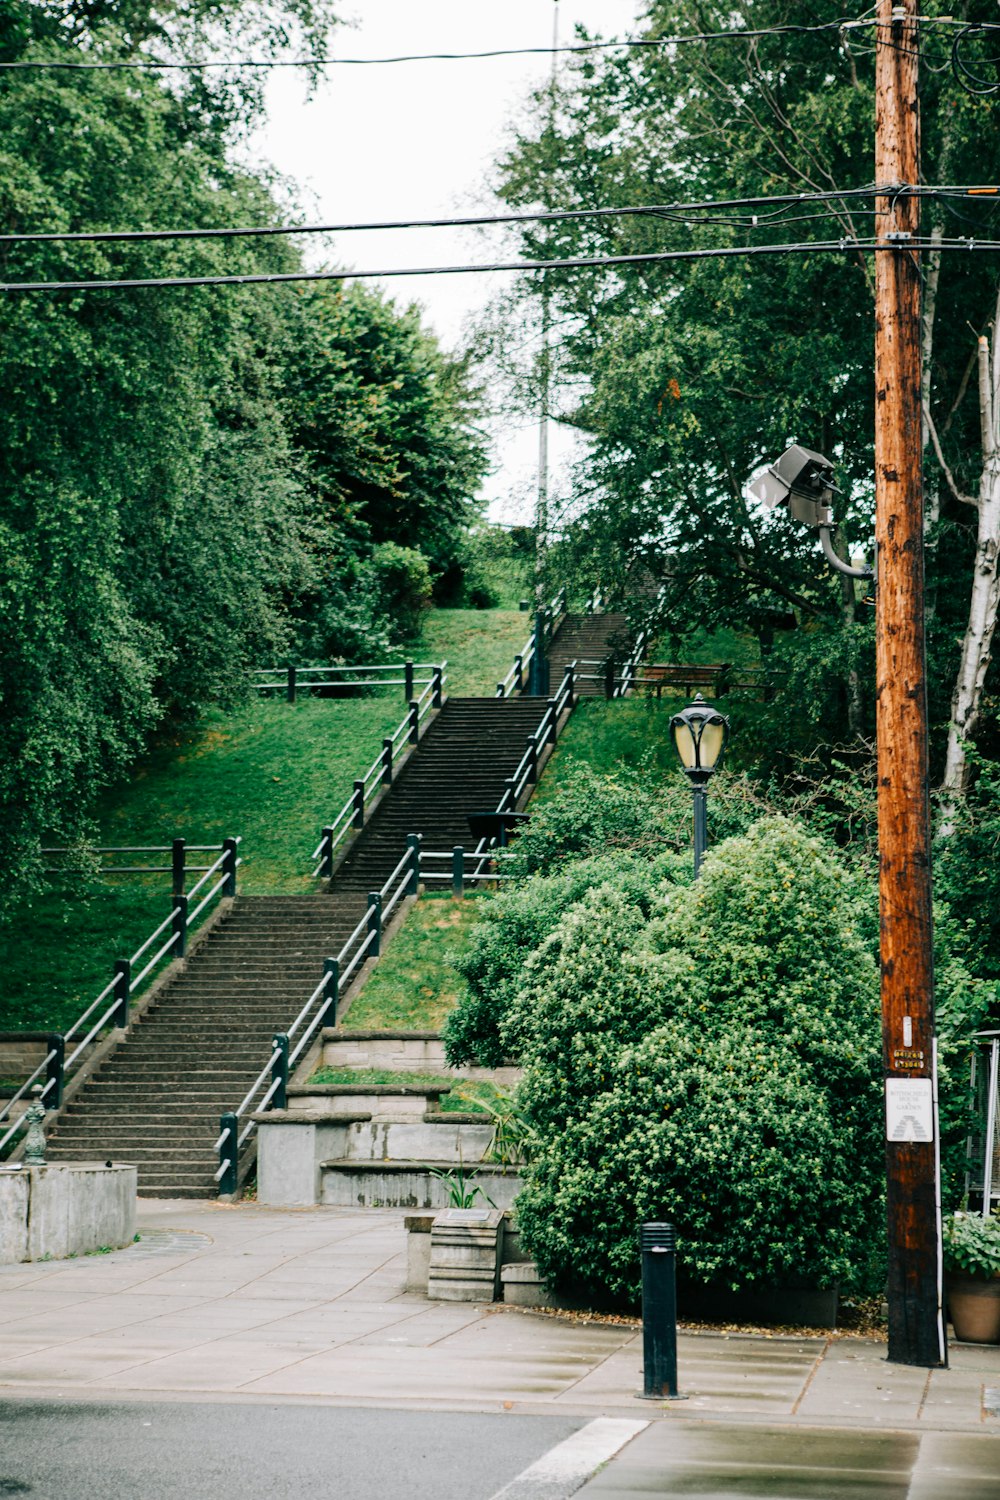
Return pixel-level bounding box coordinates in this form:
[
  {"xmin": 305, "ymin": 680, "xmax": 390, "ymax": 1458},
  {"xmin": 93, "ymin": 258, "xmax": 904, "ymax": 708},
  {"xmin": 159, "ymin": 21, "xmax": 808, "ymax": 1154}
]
[{"xmin": 819, "ymin": 526, "xmax": 874, "ymax": 581}]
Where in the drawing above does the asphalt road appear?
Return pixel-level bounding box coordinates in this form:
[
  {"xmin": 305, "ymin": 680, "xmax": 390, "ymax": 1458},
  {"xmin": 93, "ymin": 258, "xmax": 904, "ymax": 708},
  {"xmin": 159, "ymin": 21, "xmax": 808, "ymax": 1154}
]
[{"xmin": 0, "ymin": 1401, "xmax": 583, "ymax": 1500}]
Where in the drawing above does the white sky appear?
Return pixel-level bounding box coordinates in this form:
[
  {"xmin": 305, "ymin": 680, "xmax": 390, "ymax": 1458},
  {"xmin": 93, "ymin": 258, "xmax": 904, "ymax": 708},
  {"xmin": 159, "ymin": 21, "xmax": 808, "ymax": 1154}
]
[{"xmin": 249, "ymin": 0, "xmax": 640, "ymax": 525}]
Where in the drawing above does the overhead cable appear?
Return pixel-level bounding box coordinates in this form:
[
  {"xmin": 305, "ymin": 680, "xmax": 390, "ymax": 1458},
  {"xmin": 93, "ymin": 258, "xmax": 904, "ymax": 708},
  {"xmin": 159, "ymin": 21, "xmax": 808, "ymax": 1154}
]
[
  {"xmin": 2, "ymin": 185, "xmax": 997, "ymax": 248},
  {"xmin": 4, "ymin": 236, "xmax": 1000, "ymax": 296}
]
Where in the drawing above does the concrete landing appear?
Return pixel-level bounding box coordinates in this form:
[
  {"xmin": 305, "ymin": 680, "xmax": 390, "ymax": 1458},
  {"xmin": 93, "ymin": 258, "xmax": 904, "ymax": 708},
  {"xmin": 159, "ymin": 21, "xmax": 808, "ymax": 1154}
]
[{"xmin": 0, "ymin": 1200, "xmax": 997, "ymax": 1435}]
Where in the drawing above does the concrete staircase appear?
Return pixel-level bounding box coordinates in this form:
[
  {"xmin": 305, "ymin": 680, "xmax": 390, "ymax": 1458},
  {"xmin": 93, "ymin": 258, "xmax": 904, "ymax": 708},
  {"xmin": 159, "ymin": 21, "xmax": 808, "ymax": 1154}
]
[
  {"xmin": 45, "ymin": 697, "xmax": 548, "ymax": 1199},
  {"xmin": 547, "ymin": 612, "xmax": 630, "ymax": 696}
]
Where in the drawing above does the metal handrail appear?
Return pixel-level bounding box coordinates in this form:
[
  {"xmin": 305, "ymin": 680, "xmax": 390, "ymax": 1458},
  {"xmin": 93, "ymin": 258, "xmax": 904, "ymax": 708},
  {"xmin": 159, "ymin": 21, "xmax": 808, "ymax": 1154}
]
[
  {"xmin": 1, "ymin": 835, "xmax": 240, "ymax": 1159},
  {"xmin": 310, "ymin": 664, "xmax": 446, "ymax": 878},
  {"xmin": 497, "ymin": 586, "xmax": 567, "ymax": 698}
]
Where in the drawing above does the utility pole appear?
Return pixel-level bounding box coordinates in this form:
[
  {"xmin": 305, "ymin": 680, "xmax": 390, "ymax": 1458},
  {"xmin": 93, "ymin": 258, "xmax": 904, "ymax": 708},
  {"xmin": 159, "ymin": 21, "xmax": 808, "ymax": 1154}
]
[
  {"xmin": 874, "ymin": 0, "xmax": 945, "ymax": 1368},
  {"xmin": 530, "ymin": 0, "xmax": 559, "ymax": 698}
]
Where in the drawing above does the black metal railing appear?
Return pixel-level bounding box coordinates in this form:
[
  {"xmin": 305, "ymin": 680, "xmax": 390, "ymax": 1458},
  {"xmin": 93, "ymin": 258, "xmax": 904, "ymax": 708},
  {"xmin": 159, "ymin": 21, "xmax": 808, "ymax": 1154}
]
[
  {"xmin": 309, "ymin": 665, "xmax": 446, "ymax": 880},
  {"xmin": 252, "ymin": 660, "xmax": 443, "ymax": 703},
  {"xmin": 495, "ymin": 586, "xmax": 567, "ymax": 698},
  {"xmin": 39, "ymin": 838, "xmax": 229, "ymax": 889},
  {"xmin": 0, "ymin": 838, "xmax": 240, "ymax": 1157},
  {"xmin": 215, "ymin": 837, "xmax": 421, "ymax": 1194}
]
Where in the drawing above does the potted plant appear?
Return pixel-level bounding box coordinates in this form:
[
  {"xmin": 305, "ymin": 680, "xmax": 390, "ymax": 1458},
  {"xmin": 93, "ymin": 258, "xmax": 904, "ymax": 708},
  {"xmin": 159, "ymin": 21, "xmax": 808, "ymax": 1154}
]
[{"xmin": 943, "ymin": 1210, "xmax": 1000, "ymax": 1344}]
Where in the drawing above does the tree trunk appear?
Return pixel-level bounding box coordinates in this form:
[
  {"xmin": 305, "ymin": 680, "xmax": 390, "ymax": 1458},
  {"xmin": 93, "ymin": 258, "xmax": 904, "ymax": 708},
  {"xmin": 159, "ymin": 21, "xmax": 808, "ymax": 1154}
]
[{"xmin": 941, "ymin": 310, "xmax": 1000, "ymax": 802}]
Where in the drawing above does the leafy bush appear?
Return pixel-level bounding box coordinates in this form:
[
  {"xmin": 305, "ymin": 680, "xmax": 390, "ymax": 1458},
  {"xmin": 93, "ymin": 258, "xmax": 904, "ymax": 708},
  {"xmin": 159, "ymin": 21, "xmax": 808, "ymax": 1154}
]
[
  {"xmin": 513, "ymin": 817, "xmax": 883, "ymax": 1305},
  {"xmin": 371, "ymin": 543, "xmax": 433, "ymax": 642},
  {"xmin": 943, "ymin": 1211, "xmax": 1000, "ymax": 1280},
  {"xmin": 442, "ymin": 851, "xmax": 681, "ymax": 1068}
]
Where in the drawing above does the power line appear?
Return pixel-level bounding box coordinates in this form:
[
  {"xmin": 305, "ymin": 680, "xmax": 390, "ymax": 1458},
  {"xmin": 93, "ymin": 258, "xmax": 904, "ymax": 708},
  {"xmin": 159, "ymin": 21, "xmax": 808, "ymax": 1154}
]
[
  {"xmin": 0, "ymin": 17, "xmax": 870, "ymax": 72},
  {"xmin": 2, "ymin": 185, "xmax": 995, "ymax": 248},
  {"xmin": 4, "ymin": 236, "xmax": 999, "ymax": 296}
]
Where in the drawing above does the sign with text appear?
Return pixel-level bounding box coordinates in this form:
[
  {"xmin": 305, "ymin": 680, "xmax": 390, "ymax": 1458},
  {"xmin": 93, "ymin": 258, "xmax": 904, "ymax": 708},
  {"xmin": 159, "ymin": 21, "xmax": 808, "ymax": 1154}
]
[{"xmin": 885, "ymin": 1077, "xmax": 934, "ymax": 1143}]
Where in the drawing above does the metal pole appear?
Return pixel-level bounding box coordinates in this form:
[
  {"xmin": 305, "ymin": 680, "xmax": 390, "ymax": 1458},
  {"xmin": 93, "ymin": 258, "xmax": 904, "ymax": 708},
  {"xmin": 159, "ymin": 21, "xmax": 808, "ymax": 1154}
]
[
  {"xmin": 874, "ymin": 0, "xmax": 943, "ymax": 1369},
  {"xmin": 271, "ymin": 1033, "xmax": 289, "ymax": 1111},
  {"xmin": 637, "ymin": 1222, "xmax": 684, "ymax": 1400},
  {"xmin": 112, "ymin": 960, "xmax": 130, "ymax": 1030},
  {"xmin": 320, "ymin": 827, "xmax": 334, "ymax": 880},
  {"xmin": 692, "ymin": 785, "xmax": 708, "ymax": 878},
  {"xmin": 218, "ymin": 1111, "xmax": 238, "ymax": 1197},
  {"xmin": 45, "ymin": 1033, "xmax": 64, "ymax": 1110},
  {"xmin": 171, "ymin": 893, "xmax": 188, "ymax": 959},
  {"xmin": 382, "ymin": 738, "xmax": 393, "ymax": 787},
  {"xmin": 407, "ymin": 833, "xmax": 421, "ymax": 895},
  {"xmin": 452, "ymin": 847, "xmax": 464, "ymax": 899},
  {"xmin": 405, "ymin": 661, "xmax": 414, "ymax": 702},
  {"xmin": 353, "ymin": 781, "xmax": 365, "ymax": 830},
  {"xmin": 171, "ymin": 838, "xmax": 186, "ymax": 897},
  {"xmin": 222, "ymin": 837, "xmax": 238, "ymax": 898}
]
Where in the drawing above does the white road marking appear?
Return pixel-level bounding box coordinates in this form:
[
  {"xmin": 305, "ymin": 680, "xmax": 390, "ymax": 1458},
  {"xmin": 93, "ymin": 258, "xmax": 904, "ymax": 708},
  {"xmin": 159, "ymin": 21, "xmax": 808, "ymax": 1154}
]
[{"xmin": 487, "ymin": 1417, "xmax": 649, "ymax": 1500}]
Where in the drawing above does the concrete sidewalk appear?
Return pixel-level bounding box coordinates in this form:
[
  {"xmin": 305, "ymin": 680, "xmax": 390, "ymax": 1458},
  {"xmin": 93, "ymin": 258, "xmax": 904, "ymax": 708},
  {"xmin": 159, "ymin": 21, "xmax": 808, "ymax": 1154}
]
[{"xmin": 0, "ymin": 1200, "xmax": 998, "ymax": 1433}]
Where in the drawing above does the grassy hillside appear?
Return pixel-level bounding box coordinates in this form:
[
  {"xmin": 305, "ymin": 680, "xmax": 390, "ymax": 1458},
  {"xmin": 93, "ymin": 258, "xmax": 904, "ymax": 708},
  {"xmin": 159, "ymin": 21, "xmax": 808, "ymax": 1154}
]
[{"xmin": 0, "ymin": 607, "xmax": 527, "ymax": 1035}]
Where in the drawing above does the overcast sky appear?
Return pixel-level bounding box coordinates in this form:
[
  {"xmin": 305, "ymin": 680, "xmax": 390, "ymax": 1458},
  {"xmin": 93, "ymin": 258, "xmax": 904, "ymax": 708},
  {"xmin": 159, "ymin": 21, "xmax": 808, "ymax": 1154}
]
[{"xmin": 250, "ymin": 1, "xmax": 640, "ymax": 525}]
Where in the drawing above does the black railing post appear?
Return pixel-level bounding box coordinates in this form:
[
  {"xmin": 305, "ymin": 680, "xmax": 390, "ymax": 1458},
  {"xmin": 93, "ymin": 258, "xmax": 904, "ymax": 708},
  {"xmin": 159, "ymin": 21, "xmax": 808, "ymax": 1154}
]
[
  {"xmin": 353, "ymin": 781, "xmax": 365, "ymax": 830},
  {"xmin": 171, "ymin": 838, "xmax": 186, "ymax": 896},
  {"xmin": 526, "ymin": 735, "xmax": 538, "ymax": 784},
  {"xmin": 45, "ymin": 1033, "xmax": 64, "ymax": 1110},
  {"xmin": 432, "ymin": 665, "xmax": 443, "ymax": 709},
  {"xmin": 112, "ymin": 960, "xmax": 130, "ymax": 1029},
  {"xmin": 546, "ymin": 697, "xmax": 558, "ymax": 745},
  {"xmin": 638, "ymin": 1222, "xmax": 683, "ymax": 1401},
  {"xmin": 368, "ymin": 892, "xmax": 382, "ymax": 957},
  {"xmin": 323, "ymin": 957, "xmax": 340, "ymax": 1026},
  {"xmin": 605, "ymin": 658, "xmax": 616, "ymax": 700},
  {"xmin": 382, "ymin": 737, "xmax": 393, "ymax": 787},
  {"xmin": 222, "ymin": 837, "xmax": 239, "ymax": 898},
  {"xmin": 515, "ymin": 653, "xmax": 524, "ymax": 692},
  {"xmin": 271, "ymin": 1033, "xmax": 289, "ymax": 1111},
  {"xmin": 218, "ymin": 1111, "xmax": 238, "ymax": 1197},
  {"xmin": 405, "ymin": 660, "xmax": 414, "ymax": 701},
  {"xmin": 408, "ymin": 699, "xmax": 419, "ymax": 744},
  {"xmin": 407, "ymin": 833, "xmax": 421, "ymax": 895},
  {"xmin": 287, "ymin": 664, "xmax": 297, "ymax": 704},
  {"xmin": 502, "ymin": 779, "xmax": 517, "ymax": 833},
  {"xmin": 496, "ymin": 683, "xmax": 505, "ymax": 698},
  {"xmin": 172, "ymin": 893, "xmax": 189, "ymax": 959},
  {"xmin": 565, "ymin": 664, "xmax": 576, "ymax": 708},
  {"xmin": 452, "ymin": 846, "xmax": 464, "ymax": 899},
  {"xmin": 320, "ymin": 827, "xmax": 334, "ymax": 880}
]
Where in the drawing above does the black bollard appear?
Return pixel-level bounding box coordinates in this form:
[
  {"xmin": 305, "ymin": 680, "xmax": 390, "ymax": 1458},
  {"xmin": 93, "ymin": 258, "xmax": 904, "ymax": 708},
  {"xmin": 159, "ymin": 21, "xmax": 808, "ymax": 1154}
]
[{"xmin": 637, "ymin": 1221, "xmax": 686, "ymax": 1400}]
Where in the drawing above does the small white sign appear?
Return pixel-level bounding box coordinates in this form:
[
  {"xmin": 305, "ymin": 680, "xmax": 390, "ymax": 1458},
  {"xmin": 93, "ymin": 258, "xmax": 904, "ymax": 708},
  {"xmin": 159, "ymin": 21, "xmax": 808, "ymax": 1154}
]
[{"xmin": 885, "ymin": 1077, "xmax": 934, "ymax": 1142}]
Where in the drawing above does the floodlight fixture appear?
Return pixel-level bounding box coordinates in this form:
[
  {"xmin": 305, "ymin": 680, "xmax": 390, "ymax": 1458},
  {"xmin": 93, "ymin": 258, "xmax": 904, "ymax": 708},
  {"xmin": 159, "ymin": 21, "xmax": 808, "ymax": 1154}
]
[{"xmin": 748, "ymin": 444, "xmax": 873, "ymax": 582}]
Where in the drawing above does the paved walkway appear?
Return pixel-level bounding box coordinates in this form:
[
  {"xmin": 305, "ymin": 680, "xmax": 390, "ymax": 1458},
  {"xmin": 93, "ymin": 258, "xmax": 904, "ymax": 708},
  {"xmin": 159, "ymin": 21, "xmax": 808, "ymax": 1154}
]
[{"xmin": 1, "ymin": 1200, "xmax": 999, "ymax": 1434}]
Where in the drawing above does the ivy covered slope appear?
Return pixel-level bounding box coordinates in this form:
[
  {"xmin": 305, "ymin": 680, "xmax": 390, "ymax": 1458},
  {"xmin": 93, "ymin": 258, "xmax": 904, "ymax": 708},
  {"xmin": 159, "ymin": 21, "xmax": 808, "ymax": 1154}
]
[{"xmin": 510, "ymin": 819, "xmax": 883, "ymax": 1306}]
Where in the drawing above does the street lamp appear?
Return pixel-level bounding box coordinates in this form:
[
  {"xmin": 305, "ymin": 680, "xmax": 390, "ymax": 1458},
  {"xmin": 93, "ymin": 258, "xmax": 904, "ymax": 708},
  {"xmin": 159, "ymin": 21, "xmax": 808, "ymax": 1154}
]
[{"xmin": 670, "ymin": 694, "xmax": 730, "ymax": 877}]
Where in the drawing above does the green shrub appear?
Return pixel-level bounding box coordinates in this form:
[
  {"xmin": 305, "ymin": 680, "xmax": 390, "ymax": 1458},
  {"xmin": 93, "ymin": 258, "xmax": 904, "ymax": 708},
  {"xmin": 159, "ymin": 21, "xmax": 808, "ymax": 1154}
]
[
  {"xmin": 942, "ymin": 1210, "xmax": 1000, "ymax": 1279},
  {"xmin": 442, "ymin": 851, "xmax": 681, "ymax": 1068},
  {"xmin": 514, "ymin": 817, "xmax": 883, "ymax": 1305},
  {"xmin": 371, "ymin": 543, "xmax": 433, "ymax": 642}
]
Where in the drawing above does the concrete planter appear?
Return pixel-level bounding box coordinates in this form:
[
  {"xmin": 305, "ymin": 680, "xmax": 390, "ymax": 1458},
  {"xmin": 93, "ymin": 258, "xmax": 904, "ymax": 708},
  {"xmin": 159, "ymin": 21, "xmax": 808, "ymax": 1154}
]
[
  {"xmin": 947, "ymin": 1274, "xmax": 1000, "ymax": 1344},
  {"xmin": 0, "ymin": 1163, "xmax": 136, "ymax": 1264}
]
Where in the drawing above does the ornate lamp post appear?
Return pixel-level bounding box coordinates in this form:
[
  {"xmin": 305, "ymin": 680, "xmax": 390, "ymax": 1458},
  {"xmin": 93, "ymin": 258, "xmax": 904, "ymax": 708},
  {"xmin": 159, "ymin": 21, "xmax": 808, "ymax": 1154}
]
[{"xmin": 669, "ymin": 694, "xmax": 730, "ymax": 877}]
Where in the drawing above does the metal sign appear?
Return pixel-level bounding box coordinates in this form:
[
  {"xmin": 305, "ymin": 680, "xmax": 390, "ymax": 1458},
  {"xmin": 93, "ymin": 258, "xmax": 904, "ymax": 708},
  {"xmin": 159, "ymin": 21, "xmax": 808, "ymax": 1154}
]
[{"xmin": 885, "ymin": 1077, "xmax": 934, "ymax": 1142}]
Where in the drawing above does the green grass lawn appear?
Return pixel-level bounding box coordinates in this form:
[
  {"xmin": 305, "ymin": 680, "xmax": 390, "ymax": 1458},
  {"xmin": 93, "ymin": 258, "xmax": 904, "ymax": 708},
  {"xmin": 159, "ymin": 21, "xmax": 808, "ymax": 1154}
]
[
  {"xmin": 420, "ymin": 608, "xmax": 531, "ymax": 696},
  {"xmin": 305, "ymin": 1065, "xmax": 494, "ymax": 1113},
  {"xmin": 532, "ymin": 695, "xmax": 691, "ymax": 804},
  {"xmin": 343, "ymin": 894, "xmax": 482, "ymax": 1031}
]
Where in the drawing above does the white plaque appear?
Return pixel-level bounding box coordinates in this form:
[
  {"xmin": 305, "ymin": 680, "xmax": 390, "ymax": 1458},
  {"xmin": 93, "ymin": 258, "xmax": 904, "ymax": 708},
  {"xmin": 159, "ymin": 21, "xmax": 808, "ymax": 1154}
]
[{"xmin": 885, "ymin": 1077, "xmax": 934, "ymax": 1142}]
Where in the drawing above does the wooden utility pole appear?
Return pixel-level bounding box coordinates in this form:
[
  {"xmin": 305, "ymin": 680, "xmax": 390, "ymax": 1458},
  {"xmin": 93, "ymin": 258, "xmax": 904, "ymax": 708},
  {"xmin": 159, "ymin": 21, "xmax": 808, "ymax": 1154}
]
[{"xmin": 874, "ymin": 0, "xmax": 945, "ymax": 1368}]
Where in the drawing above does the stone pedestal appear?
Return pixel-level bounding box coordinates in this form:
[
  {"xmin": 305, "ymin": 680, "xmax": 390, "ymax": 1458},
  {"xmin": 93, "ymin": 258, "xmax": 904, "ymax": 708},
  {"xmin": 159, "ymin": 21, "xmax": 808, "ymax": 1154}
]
[
  {"xmin": 0, "ymin": 1163, "xmax": 136, "ymax": 1264},
  {"xmin": 428, "ymin": 1208, "xmax": 505, "ymax": 1302}
]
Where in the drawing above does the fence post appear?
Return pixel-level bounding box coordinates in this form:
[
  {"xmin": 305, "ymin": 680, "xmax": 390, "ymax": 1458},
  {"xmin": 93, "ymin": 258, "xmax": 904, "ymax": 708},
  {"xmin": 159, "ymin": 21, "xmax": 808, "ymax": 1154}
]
[
  {"xmin": 503, "ymin": 779, "xmax": 517, "ymax": 830},
  {"xmin": 565, "ymin": 664, "xmax": 575, "ymax": 708},
  {"xmin": 432, "ymin": 665, "xmax": 443, "ymax": 709},
  {"xmin": 514, "ymin": 653, "xmax": 524, "ymax": 692},
  {"xmin": 320, "ymin": 827, "xmax": 334, "ymax": 880},
  {"xmin": 605, "ymin": 658, "xmax": 616, "ymax": 699},
  {"xmin": 407, "ymin": 834, "xmax": 421, "ymax": 895},
  {"xmin": 526, "ymin": 735, "xmax": 538, "ymax": 784},
  {"xmin": 171, "ymin": 894, "xmax": 188, "ymax": 959},
  {"xmin": 495, "ymin": 683, "xmax": 505, "ymax": 698},
  {"xmin": 546, "ymin": 698, "xmax": 558, "ymax": 744},
  {"xmin": 368, "ymin": 892, "xmax": 382, "ymax": 958},
  {"xmin": 287, "ymin": 664, "xmax": 297, "ymax": 704},
  {"xmin": 218, "ymin": 1111, "xmax": 238, "ymax": 1197},
  {"xmin": 405, "ymin": 661, "xmax": 414, "ymax": 701},
  {"xmin": 382, "ymin": 738, "xmax": 393, "ymax": 787},
  {"xmin": 112, "ymin": 960, "xmax": 130, "ymax": 1029},
  {"xmin": 323, "ymin": 957, "xmax": 340, "ymax": 1026},
  {"xmin": 408, "ymin": 699, "xmax": 419, "ymax": 744},
  {"xmin": 452, "ymin": 846, "xmax": 464, "ymax": 899},
  {"xmin": 353, "ymin": 781, "xmax": 365, "ymax": 830},
  {"xmin": 271, "ymin": 1033, "xmax": 289, "ymax": 1111},
  {"xmin": 222, "ymin": 837, "xmax": 238, "ymax": 898},
  {"xmin": 45, "ymin": 1033, "xmax": 64, "ymax": 1110},
  {"xmin": 171, "ymin": 838, "xmax": 186, "ymax": 896}
]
